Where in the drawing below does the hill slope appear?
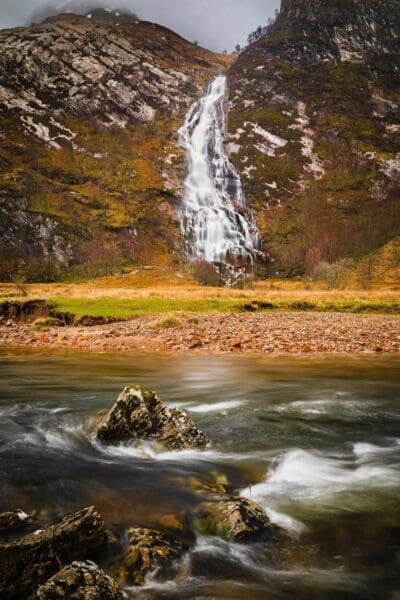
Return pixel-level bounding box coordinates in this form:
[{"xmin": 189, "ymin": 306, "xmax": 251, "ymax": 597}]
[
  {"xmin": 0, "ymin": 13, "xmax": 230, "ymax": 280},
  {"xmin": 0, "ymin": 1, "xmax": 399, "ymax": 284},
  {"xmin": 227, "ymin": 0, "xmax": 400, "ymax": 277}
]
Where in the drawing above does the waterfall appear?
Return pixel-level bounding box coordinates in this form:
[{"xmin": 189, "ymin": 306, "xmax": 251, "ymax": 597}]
[{"xmin": 178, "ymin": 75, "xmax": 262, "ymax": 284}]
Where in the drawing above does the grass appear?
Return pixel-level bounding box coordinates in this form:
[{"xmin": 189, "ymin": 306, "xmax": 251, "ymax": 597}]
[
  {"xmin": 48, "ymin": 295, "xmax": 400, "ymax": 318},
  {"xmin": 1, "ymin": 278, "xmax": 400, "ymax": 319}
]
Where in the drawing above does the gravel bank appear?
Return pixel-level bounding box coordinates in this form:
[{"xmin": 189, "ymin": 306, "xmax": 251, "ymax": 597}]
[{"xmin": 1, "ymin": 312, "xmax": 400, "ymax": 355}]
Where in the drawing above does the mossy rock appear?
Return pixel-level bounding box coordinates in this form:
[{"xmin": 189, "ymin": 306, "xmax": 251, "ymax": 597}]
[
  {"xmin": 37, "ymin": 561, "xmax": 122, "ymax": 600},
  {"xmin": 113, "ymin": 527, "xmax": 189, "ymax": 586},
  {"xmin": 194, "ymin": 494, "xmax": 279, "ymax": 542}
]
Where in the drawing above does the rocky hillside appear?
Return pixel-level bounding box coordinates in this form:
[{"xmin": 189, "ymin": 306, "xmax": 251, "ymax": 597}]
[
  {"xmin": 227, "ymin": 0, "xmax": 400, "ymax": 280},
  {"xmin": 1, "ymin": 1, "xmax": 399, "ymax": 285},
  {"xmin": 0, "ymin": 11, "xmax": 230, "ymax": 281}
]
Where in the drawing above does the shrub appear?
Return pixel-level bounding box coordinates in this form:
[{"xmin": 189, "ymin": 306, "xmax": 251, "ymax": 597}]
[
  {"xmin": 30, "ymin": 317, "xmax": 63, "ymax": 332},
  {"xmin": 192, "ymin": 260, "xmax": 222, "ymax": 287},
  {"xmin": 314, "ymin": 259, "xmax": 354, "ymax": 289},
  {"xmin": 149, "ymin": 316, "xmax": 182, "ymax": 331}
]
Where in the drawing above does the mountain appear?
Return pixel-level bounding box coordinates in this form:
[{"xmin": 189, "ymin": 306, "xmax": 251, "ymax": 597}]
[
  {"xmin": 227, "ymin": 0, "xmax": 400, "ymax": 277},
  {"xmin": 0, "ymin": 12, "xmax": 230, "ymax": 280},
  {"xmin": 28, "ymin": 3, "xmax": 139, "ymax": 26},
  {"xmin": 0, "ymin": 0, "xmax": 399, "ymax": 284}
]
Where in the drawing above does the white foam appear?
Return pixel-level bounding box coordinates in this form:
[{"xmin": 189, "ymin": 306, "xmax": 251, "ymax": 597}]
[
  {"xmin": 186, "ymin": 400, "xmax": 243, "ymax": 413},
  {"xmin": 178, "ymin": 75, "xmax": 262, "ymax": 282},
  {"xmin": 92, "ymin": 438, "xmax": 261, "ymax": 464},
  {"xmin": 241, "ymin": 448, "xmax": 400, "ymax": 507},
  {"xmin": 265, "ymin": 507, "xmax": 306, "ymax": 535},
  {"xmin": 353, "ymin": 441, "xmax": 399, "ymax": 459}
]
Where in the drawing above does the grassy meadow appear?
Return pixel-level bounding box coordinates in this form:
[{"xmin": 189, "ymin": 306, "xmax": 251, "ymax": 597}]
[{"xmin": 1, "ymin": 271, "xmax": 400, "ymax": 320}]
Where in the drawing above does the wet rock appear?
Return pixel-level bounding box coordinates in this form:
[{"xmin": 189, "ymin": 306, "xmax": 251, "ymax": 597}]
[
  {"xmin": 194, "ymin": 494, "xmax": 278, "ymax": 542},
  {"xmin": 37, "ymin": 561, "xmax": 122, "ymax": 600},
  {"xmin": 116, "ymin": 527, "xmax": 188, "ymax": 586},
  {"xmin": 0, "ymin": 509, "xmax": 32, "ymax": 532},
  {"xmin": 0, "ymin": 506, "xmax": 108, "ymax": 599},
  {"xmin": 96, "ymin": 386, "xmax": 210, "ymax": 450}
]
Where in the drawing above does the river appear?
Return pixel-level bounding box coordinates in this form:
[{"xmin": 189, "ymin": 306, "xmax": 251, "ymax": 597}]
[{"xmin": 0, "ymin": 352, "xmax": 399, "ymax": 599}]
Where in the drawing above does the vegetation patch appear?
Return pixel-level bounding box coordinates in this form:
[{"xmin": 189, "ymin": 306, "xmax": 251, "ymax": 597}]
[
  {"xmin": 29, "ymin": 317, "xmax": 64, "ymax": 332},
  {"xmin": 149, "ymin": 316, "xmax": 183, "ymax": 331}
]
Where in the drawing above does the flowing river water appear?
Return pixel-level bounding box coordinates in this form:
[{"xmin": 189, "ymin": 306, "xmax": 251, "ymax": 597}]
[{"xmin": 0, "ymin": 352, "xmax": 399, "ymax": 599}]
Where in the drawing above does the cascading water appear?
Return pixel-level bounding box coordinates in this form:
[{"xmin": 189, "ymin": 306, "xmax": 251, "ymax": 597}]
[{"xmin": 178, "ymin": 75, "xmax": 262, "ymax": 284}]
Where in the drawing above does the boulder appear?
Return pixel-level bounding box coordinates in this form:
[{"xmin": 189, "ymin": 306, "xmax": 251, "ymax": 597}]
[
  {"xmin": 194, "ymin": 494, "xmax": 278, "ymax": 542},
  {"xmin": 37, "ymin": 561, "xmax": 122, "ymax": 600},
  {"xmin": 0, "ymin": 506, "xmax": 108, "ymax": 599},
  {"xmin": 115, "ymin": 527, "xmax": 188, "ymax": 586},
  {"xmin": 96, "ymin": 386, "xmax": 210, "ymax": 450},
  {"xmin": 0, "ymin": 509, "xmax": 32, "ymax": 532}
]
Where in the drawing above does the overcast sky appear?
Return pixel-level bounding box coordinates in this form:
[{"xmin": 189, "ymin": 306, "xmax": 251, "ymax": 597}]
[{"xmin": 0, "ymin": 0, "xmax": 280, "ymax": 51}]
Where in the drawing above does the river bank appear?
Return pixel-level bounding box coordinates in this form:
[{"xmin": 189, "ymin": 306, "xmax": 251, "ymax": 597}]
[{"xmin": 1, "ymin": 311, "xmax": 399, "ymax": 354}]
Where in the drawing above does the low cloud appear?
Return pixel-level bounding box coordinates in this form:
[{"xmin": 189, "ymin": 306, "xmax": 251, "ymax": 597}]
[{"xmin": 0, "ymin": 0, "xmax": 280, "ymax": 51}]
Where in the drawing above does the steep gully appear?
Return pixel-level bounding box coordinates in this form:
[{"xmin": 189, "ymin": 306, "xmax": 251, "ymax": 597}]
[{"xmin": 178, "ymin": 75, "xmax": 262, "ymax": 284}]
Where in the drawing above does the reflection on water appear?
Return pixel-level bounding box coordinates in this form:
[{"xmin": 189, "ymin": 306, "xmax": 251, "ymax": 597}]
[{"xmin": 0, "ymin": 352, "xmax": 399, "ymax": 599}]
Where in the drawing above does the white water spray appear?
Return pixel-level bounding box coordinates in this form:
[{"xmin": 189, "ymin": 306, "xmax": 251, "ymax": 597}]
[{"xmin": 178, "ymin": 75, "xmax": 261, "ymax": 282}]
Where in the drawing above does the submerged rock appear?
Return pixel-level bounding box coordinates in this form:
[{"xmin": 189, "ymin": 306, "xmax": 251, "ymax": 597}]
[
  {"xmin": 194, "ymin": 494, "xmax": 278, "ymax": 542},
  {"xmin": 96, "ymin": 386, "xmax": 210, "ymax": 450},
  {"xmin": 0, "ymin": 506, "xmax": 108, "ymax": 599},
  {"xmin": 37, "ymin": 561, "xmax": 122, "ymax": 600},
  {"xmin": 0, "ymin": 509, "xmax": 32, "ymax": 532},
  {"xmin": 115, "ymin": 527, "xmax": 188, "ymax": 586}
]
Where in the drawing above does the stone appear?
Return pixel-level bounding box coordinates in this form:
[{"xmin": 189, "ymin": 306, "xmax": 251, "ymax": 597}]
[
  {"xmin": 188, "ymin": 340, "xmax": 202, "ymax": 349},
  {"xmin": 96, "ymin": 386, "xmax": 210, "ymax": 450},
  {"xmin": 115, "ymin": 527, "xmax": 188, "ymax": 586},
  {"xmin": 0, "ymin": 509, "xmax": 32, "ymax": 532},
  {"xmin": 194, "ymin": 494, "xmax": 278, "ymax": 542},
  {"xmin": 231, "ymin": 339, "xmax": 242, "ymax": 349},
  {"xmin": 37, "ymin": 561, "xmax": 122, "ymax": 600},
  {"xmin": 0, "ymin": 506, "xmax": 108, "ymax": 599}
]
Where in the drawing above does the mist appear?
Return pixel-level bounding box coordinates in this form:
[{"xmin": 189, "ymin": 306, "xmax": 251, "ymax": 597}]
[{"xmin": 0, "ymin": 0, "xmax": 280, "ymax": 51}]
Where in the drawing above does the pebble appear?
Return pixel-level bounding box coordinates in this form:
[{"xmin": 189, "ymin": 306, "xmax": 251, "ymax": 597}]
[{"xmin": 0, "ymin": 312, "xmax": 399, "ymax": 355}]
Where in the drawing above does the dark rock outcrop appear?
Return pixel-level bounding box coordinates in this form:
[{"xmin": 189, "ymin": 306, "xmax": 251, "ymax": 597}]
[
  {"xmin": 0, "ymin": 509, "xmax": 32, "ymax": 532},
  {"xmin": 0, "ymin": 299, "xmax": 74, "ymax": 325},
  {"xmin": 37, "ymin": 561, "xmax": 122, "ymax": 600},
  {"xmin": 96, "ymin": 386, "xmax": 210, "ymax": 450},
  {"xmin": 0, "ymin": 506, "xmax": 108, "ymax": 599},
  {"xmin": 194, "ymin": 494, "xmax": 278, "ymax": 542},
  {"xmin": 115, "ymin": 527, "xmax": 188, "ymax": 586}
]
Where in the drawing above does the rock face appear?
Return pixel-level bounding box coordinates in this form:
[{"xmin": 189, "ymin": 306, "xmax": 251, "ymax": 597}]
[
  {"xmin": 0, "ymin": 13, "xmax": 231, "ymax": 281},
  {"xmin": 194, "ymin": 494, "xmax": 277, "ymax": 542},
  {"xmin": 96, "ymin": 386, "xmax": 210, "ymax": 450},
  {"xmin": 276, "ymin": 0, "xmax": 399, "ymax": 65},
  {"xmin": 227, "ymin": 0, "xmax": 400, "ymax": 279},
  {"xmin": 0, "ymin": 509, "xmax": 32, "ymax": 532},
  {"xmin": 0, "ymin": 506, "xmax": 108, "ymax": 599},
  {"xmin": 116, "ymin": 527, "xmax": 188, "ymax": 585},
  {"xmin": 37, "ymin": 561, "xmax": 122, "ymax": 600}
]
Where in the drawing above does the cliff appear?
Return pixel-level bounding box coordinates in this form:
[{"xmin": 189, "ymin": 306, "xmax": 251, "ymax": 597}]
[{"xmin": 227, "ymin": 0, "xmax": 400, "ymax": 277}]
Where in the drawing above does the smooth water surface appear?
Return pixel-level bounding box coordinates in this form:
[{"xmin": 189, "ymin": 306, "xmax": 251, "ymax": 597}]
[{"xmin": 0, "ymin": 352, "xmax": 399, "ymax": 599}]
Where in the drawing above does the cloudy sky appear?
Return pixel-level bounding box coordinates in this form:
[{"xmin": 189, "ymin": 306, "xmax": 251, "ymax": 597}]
[{"xmin": 0, "ymin": 0, "xmax": 280, "ymax": 51}]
